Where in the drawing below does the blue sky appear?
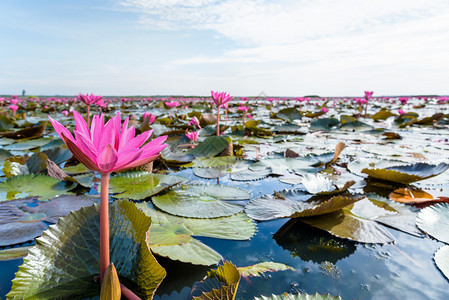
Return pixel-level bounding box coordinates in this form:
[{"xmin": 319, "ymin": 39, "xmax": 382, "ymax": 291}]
[{"xmin": 1, "ymin": 0, "xmax": 449, "ymax": 97}]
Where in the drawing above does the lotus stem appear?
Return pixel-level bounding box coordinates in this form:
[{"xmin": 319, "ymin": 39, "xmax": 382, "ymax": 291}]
[
  {"xmin": 87, "ymin": 105, "xmax": 91, "ymax": 127},
  {"xmin": 120, "ymin": 283, "xmax": 142, "ymax": 300},
  {"xmin": 100, "ymin": 172, "xmax": 110, "ymax": 283},
  {"xmin": 216, "ymin": 107, "xmax": 221, "ymax": 136}
]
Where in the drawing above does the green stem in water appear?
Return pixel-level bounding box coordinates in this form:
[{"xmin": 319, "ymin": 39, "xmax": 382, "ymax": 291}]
[
  {"xmin": 100, "ymin": 172, "xmax": 110, "ymax": 283},
  {"xmin": 87, "ymin": 105, "xmax": 91, "ymax": 127},
  {"xmin": 216, "ymin": 107, "xmax": 221, "ymax": 136}
]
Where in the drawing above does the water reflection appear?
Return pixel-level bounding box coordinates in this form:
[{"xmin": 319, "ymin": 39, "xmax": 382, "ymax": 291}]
[{"xmin": 273, "ymin": 219, "xmax": 356, "ymax": 264}]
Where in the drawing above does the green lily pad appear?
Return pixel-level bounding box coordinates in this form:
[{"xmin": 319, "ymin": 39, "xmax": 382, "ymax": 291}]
[
  {"xmin": 4, "ymin": 137, "xmax": 54, "ymax": 151},
  {"xmin": 63, "ymin": 163, "xmax": 90, "ymax": 175},
  {"xmin": 254, "ymin": 292, "xmax": 343, "ymax": 300},
  {"xmin": 309, "ymin": 118, "xmax": 339, "ymax": 131},
  {"xmin": 0, "ymin": 148, "xmax": 12, "ymax": 161},
  {"xmin": 301, "ymin": 199, "xmax": 396, "ymax": 244},
  {"xmin": 7, "ymin": 200, "xmax": 166, "ymax": 299},
  {"xmin": 245, "ymin": 194, "xmax": 361, "ymax": 221},
  {"xmin": 230, "ymin": 167, "xmax": 271, "ymax": 181},
  {"xmin": 193, "ymin": 156, "xmax": 236, "ymax": 168},
  {"xmin": 0, "ymin": 246, "xmax": 33, "ymax": 261},
  {"xmin": 435, "ymin": 245, "xmax": 449, "ymax": 280},
  {"xmin": 276, "ymin": 108, "xmax": 302, "ymax": 122},
  {"xmin": 136, "ymin": 203, "xmax": 256, "ymax": 265},
  {"xmin": 362, "ymin": 163, "xmax": 449, "ymax": 184},
  {"xmin": 193, "ymin": 167, "xmax": 229, "ymax": 179},
  {"xmin": 371, "ymin": 109, "xmax": 395, "ymax": 121},
  {"xmin": 188, "ymin": 136, "xmax": 230, "ymax": 158},
  {"xmin": 108, "ymin": 172, "xmax": 188, "ymax": 200},
  {"xmin": 0, "ymin": 174, "xmax": 76, "ymax": 201},
  {"xmin": 238, "ymin": 262, "xmax": 295, "ymax": 277},
  {"xmin": 416, "ymin": 202, "xmax": 449, "ymax": 243},
  {"xmin": 152, "ymin": 185, "xmax": 250, "ymax": 218},
  {"xmin": 249, "ymin": 158, "xmax": 316, "ymax": 176},
  {"xmin": 0, "ymin": 195, "xmax": 97, "ymax": 246}
]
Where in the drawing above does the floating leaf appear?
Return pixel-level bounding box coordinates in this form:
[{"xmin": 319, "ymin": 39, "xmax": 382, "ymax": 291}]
[
  {"xmin": 194, "ymin": 156, "xmax": 236, "ymax": 168},
  {"xmin": 435, "ymin": 245, "xmax": 449, "ymax": 281},
  {"xmin": 0, "ymin": 174, "xmax": 76, "ymax": 201},
  {"xmin": 309, "ymin": 118, "xmax": 339, "ymax": 131},
  {"xmin": 230, "ymin": 167, "xmax": 271, "ymax": 181},
  {"xmin": 0, "ymin": 246, "xmax": 33, "ymax": 261},
  {"xmin": 254, "ymin": 292, "xmax": 342, "ymax": 300},
  {"xmin": 362, "ymin": 163, "xmax": 449, "ymax": 184},
  {"xmin": 108, "ymin": 171, "xmax": 188, "ymax": 200},
  {"xmin": 371, "ymin": 109, "xmax": 395, "ymax": 121},
  {"xmin": 194, "ymin": 167, "xmax": 229, "ymax": 179},
  {"xmin": 188, "ymin": 136, "xmax": 230, "ymax": 158},
  {"xmin": 301, "ymin": 199, "xmax": 395, "ymax": 244},
  {"xmin": 238, "ymin": 262, "xmax": 295, "ymax": 277},
  {"xmin": 0, "ymin": 195, "xmax": 97, "ymax": 246},
  {"xmin": 4, "ymin": 137, "xmax": 54, "ymax": 151},
  {"xmin": 152, "ymin": 184, "xmax": 250, "ymax": 218},
  {"xmin": 136, "ymin": 203, "xmax": 256, "ymax": 265},
  {"xmin": 276, "ymin": 108, "xmax": 302, "ymax": 122},
  {"xmin": 62, "ymin": 163, "xmax": 90, "ymax": 175},
  {"xmin": 390, "ymin": 187, "xmax": 435, "ymax": 204},
  {"xmin": 193, "ymin": 262, "xmax": 240, "ymax": 300},
  {"xmin": 416, "ymin": 202, "xmax": 449, "ymax": 244},
  {"xmin": 7, "ymin": 200, "xmax": 166, "ymax": 299},
  {"xmin": 245, "ymin": 194, "xmax": 360, "ymax": 221}
]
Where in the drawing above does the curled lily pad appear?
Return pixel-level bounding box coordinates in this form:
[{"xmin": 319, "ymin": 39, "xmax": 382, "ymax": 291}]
[
  {"xmin": 0, "ymin": 174, "xmax": 76, "ymax": 201},
  {"xmin": 136, "ymin": 203, "xmax": 256, "ymax": 265},
  {"xmin": 362, "ymin": 163, "xmax": 449, "ymax": 184},
  {"xmin": 193, "ymin": 156, "xmax": 236, "ymax": 168},
  {"xmin": 188, "ymin": 136, "xmax": 230, "ymax": 158},
  {"xmin": 7, "ymin": 200, "xmax": 166, "ymax": 299},
  {"xmin": 108, "ymin": 171, "xmax": 188, "ymax": 200},
  {"xmin": 152, "ymin": 184, "xmax": 250, "ymax": 218},
  {"xmin": 245, "ymin": 194, "xmax": 361, "ymax": 221},
  {"xmin": 416, "ymin": 202, "xmax": 449, "ymax": 244},
  {"xmin": 301, "ymin": 199, "xmax": 396, "ymax": 244},
  {"xmin": 435, "ymin": 245, "xmax": 449, "ymax": 280},
  {"xmin": 192, "ymin": 262, "xmax": 240, "ymax": 300}
]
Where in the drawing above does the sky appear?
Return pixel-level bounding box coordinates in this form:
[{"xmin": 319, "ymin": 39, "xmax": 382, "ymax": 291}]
[{"xmin": 1, "ymin": 0, "xmax": 449, "ymax": 97}]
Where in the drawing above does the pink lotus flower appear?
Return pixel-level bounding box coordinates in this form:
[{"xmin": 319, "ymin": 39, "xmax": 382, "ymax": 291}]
[
  {"xmin": 397, "ymin": 109, "xmax": 405, "ymax": 115},
  {"xmin": 364, "ymin": 91, "xmax": 374, "ymax": 100},
  {"xmin": 211, "ymin": 91, "xmax": 232, "ymax": 108},
  {"xmin": 48, "ymin": 111, "xmax": 167, "ymax": 174},
  {"xmin": 61, "ymin": 110, "xmax": 69, "ymax": 117},
  {"xmin": 77, "ymin": 93, "xmax": 103, "ymax": 105},
  {"xmin": 143, "ymin": 112, "xmax": 156, "ymax": 125},
  {"xmin": 399, "ymin": 97, "xmax": 409, "ymax": 105},
  {"xmin": 165, "ymin": 101, "xmax": 181, "ymax": 108},
  {"xmin": 188, "ymin": 116, "xmax": 201, "ymax": 128},
  {"xmin": 238, "ymin": 106, "xmax": 250, "ymax": 112},
  {"xmin": 321, "ymin": 107, "xmax": 329, "ymax": 113},
  {"xmin": 186, "ymin": 131, "xmax": 199, "ymax": 142}
]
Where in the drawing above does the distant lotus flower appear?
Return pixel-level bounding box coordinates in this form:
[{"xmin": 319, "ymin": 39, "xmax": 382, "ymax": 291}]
[
  {"xmin": 211, "ymin": 90, "xmax": 232, "ymax": 136},
  {"xmin": 397, "ymin": 109, "xmax": 405, "ymax": 115},
  {"xmin": 10, "ymin": 99, "xmax": 19, "ymax": 105},
  {"xmin": 321, "ymin": 107, "xmax": 329, "ymax": 113},
  {"xmin": 186, "ymin": 131, "xmax": 199, "ymax": 142},
  {"xmin": 302, "ymin": 173, "xmax": 334, "ymax": 194},
  {"xmin": 399, "ymin": 97, "xmax": 409, "ymax": 105},
  {"xmin": 61, "ymin": 110, "xmax": 69, "ymax": 117},
  {"xmin": 78, "ymin": 93, "xmax": 103, "ymax": 126},
  {"xmin": 143, "ymin": 112, "xmax": 156, "ymax": 125},
  {"xmin": 49, "ymin": 111, "xmax": 167, "ymax": 286},
  {"xmin": 9, "ymin": 105, "xmax": 18, "ymax": 117},
  {"xmin": 247, "ymin": 115, "xmax": 253, "ymax": 119},
  {"xmin": 238, "ymin": 106, "xmax": 250, "ymax": 112},
  {"xmin": 188, "ymin": 116, "xmax": 201, "ymax": 129},
  {"xmin": 165, "ymin": 101, "xmax": 181, "ymax": 108},
  {"xmin": 364, "ymin": 91, "xmax": 374, "ymax": 100}
]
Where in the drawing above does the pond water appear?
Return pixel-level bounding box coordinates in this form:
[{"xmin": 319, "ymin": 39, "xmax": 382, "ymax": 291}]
[{"xmin": 1, "ymin": 96, "xmax": 449, "ymax": 299}]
